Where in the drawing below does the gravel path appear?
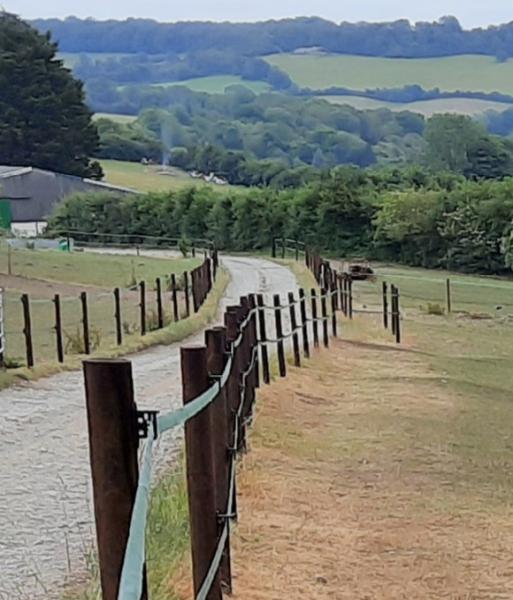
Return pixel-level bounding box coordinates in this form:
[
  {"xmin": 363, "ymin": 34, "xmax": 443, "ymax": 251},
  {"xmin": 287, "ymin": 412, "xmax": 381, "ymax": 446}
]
[{"xmin": 0, "ymin": 256, "xmax": 298, "ymax": 599}]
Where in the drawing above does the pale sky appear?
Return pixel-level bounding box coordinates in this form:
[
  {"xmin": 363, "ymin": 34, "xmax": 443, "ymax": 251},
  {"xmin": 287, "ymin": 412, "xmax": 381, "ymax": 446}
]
[{"xmin": 6, "ymin": 0, "xmax": 513, "ymax": 28}]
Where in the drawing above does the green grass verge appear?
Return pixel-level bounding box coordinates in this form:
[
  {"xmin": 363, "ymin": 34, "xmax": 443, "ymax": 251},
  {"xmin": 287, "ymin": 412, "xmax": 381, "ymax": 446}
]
[
  {"xmin": 266, "ymin": 53, "xmax": 513, "ymax": 95},
  {"xmin": 0, "ymin": 267, "xmax": 229, "ymax": 390}
]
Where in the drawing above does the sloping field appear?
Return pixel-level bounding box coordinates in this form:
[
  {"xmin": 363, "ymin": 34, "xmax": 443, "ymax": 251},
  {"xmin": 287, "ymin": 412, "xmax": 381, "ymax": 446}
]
[
  {"xmin": 217, "ymin": 300, "xmax": 513, "ymax": 598},
  {"xmin": 147, "ymin": 75, "xmax": 271, "ymax": 94},
  {"xmin": 267, "ymin": 53, "xmax": 513, "ymax": 95},
  {"xmin": 99, "ymin": 159, "xmax": 233, "ymax": 192},
  {"xmin": 318, "ymin": 95, "xmax": 513, "ymax": 116}
]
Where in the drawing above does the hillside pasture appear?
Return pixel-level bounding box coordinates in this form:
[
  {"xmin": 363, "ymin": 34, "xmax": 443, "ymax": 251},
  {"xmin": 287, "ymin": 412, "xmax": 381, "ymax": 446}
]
[
  {"xmin": 99, "ymin": 159, "xmax": 233, "ymax": 193},
  {"xmin": 146, "ymin": 75, "xmax": 271, "ymax": 94},
  {"xmin": 93, "ymin": 112, "xmax": 137, "ymax": 123},
  {"xmin": 267, "ymin": 53, "xmax": 513, "ymax": 95},
  {"xmin": 318, "ymin": 95, "xmax": 513, "ymax": 117}
]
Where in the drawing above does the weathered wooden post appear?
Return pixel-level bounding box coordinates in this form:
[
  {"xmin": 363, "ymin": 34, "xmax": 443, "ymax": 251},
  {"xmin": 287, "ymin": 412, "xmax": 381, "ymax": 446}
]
[
  {"xmin": 391, "ymin": 284, "xmax": 397, "ymax": 337},
  {"xmin": 330, "ymin": 285, "xmax": 338, "ymax": 338},
  {"xmin": 288, "ymin": 292, "xmax": 301, "ymax": 367},
  {"xmin": 156, "ymin": 277, "xmax": 164, "ymax": 329},
  {"xmin": 257, "ymin": 294, "xmax": 270, "ymax": 384},
  {"xmin": 311, "ymin": 288, "xmax": 319, "ymax": 348},
  {"xmin": 348, "ymin": 277, "xmax": 353, "ymax": 319},
  {"xmin": 83, "ymin": 359, "xmax": 148, "ymax": 600},
  {"xmin": 183, "ymin": 272, "xmax": 191, "ymax": 318},
  {"xmin": 299, "ymin": 288, "xmax": 310, "ymax": 359},
  {"xmin": 81, "ymin": 291, "xmax": 91, "ymax": 355},
  {"xmin": 53, "ymin": 293, "xmax": 64, "ymax": 363},
  {"xmin": 281, "ymin": 238, "xmax": 286, "ymax": 259},
  {"xmin": 382, "ymin": 281, "xmax": 389, "ymax": 330},
  {"xmin": 21, "ymin": 293, "xmax": 34, "ymax": 368},
  {"xmin": 205, "ymin": 328, "xmax": 232, "ymax": 593},
  {"xmin": 114, "ymin": 288, "xmax": 122, "ymax": 346},
  {"xmin": 171, "ymin": 274, "xmax": 179, "ymax": 322},
  {"xmin": 321, "ymin": 289, "xmax": 329, "ymax": 348},
  {"xmin": 139, "ymin": 281, "xmax": 146, "ymax": 336},
  {"xmin": 181, "ymin": 345, "xmax": 223, "ymax": 600},
  {"xmin": 248, "ymin": 294, "xmax": 260, "ymax": 391},
  {"xmin": 273, "ymin": 294, "xmax": 286, "ymax": 377},
  {"xmin": 446, "ymin": 278, "xmax": 452, "ymax": 314}
]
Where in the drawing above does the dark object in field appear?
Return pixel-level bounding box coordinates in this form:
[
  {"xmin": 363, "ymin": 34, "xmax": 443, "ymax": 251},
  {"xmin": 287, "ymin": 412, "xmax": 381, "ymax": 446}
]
[{"xmin": 346, "ymin": 260, "xmax": 375, "ymax": 281}]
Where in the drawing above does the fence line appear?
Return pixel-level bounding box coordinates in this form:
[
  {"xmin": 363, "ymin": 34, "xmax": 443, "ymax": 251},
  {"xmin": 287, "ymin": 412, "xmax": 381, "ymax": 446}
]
[
  {"xmin": 3, "ymin": 250, "xmax": 218, "ymax": 368},
  {"xmin": 83, "ymin": 243, "xmax": 402, "ymax": 600}
]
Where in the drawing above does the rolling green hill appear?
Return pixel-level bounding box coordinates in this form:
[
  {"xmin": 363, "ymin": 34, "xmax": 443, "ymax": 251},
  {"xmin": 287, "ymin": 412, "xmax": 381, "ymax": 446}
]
[
  {"xmin": 266, "ymin": 53, "xmax": 513, "ymax": 95},
  {"xmin": 144, "ymin": 75, "xmax": 270, "ymax": 94},
  {"xmin": 318, "ymin": 96, "xmax": 513, "ymax": 117}
]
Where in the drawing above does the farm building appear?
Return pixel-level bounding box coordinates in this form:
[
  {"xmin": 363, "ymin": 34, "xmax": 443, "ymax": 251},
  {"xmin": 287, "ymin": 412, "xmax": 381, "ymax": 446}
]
[{"xmin": 0, "ymin": 166, "xmax": 134, "ymax": 235}]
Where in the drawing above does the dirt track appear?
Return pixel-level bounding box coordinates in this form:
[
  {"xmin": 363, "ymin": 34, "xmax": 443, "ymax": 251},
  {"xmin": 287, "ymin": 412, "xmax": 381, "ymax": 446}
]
[{"xmin": 0, "ymin": 255, "xmax": 298, "ymax": 599}]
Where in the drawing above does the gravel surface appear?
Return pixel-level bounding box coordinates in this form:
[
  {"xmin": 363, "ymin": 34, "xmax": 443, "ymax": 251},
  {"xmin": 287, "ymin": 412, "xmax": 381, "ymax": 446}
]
[{"xmin": 0, "ymin": 256, "xmax": 298, "ymax": 599}]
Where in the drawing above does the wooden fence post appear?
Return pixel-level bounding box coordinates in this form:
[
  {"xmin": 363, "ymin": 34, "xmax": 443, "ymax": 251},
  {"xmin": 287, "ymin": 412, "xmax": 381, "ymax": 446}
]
[
  {"xmin": 382, "ymin": 281, "xmax": 389, "ymax": 330},
  {"xmin": 257, "ymin": 294, "xmax": 270, "ymax": 384},
  {"xmin": 271, "ymin": 238, "xmax": 276, "ymax": 258},
  {"xmin": 281, "ymin": 238, "xmax": 285, "ymax": 259},
  {"xmin": 83, "ymin": 359, "xmax": 148, "ymax": 600},
  {"xmin": 321, "ymin": 289, "xmax": 329, "ymax": 348},
  {"xmin": 205, "ymin": 328, "xmax": 232, "ymax": 593},
  {"xmin": 273, "ymin": 294, "xmax": 286, "ymax": 377},
  {"xmin": 248, "ymin": 294, "xmax": 260, "ymax": 391},
  {"xmin": 53, "ymin": 293, "xmax": 64, "ymax": 363},
  {"xmin": 181, "ymin": 345, "xmax": 223, "ymax": 600},
  {"xmin": 139, "ymin": 281, "xmax": 146, "ymax": 336},
  {"xmin": 183, "ymin": 272, "xmax": 191, "ymax": 318},
  {"xmin": 446, "ymin": 278, "xmax": 452, "ymax": 314},
  {"xmin": 224, "ymin": 307, "xmax": 244, "ymax": 463},
  {"xmin": 114, "ymin": 288, "xmax": 122, "ymax": 346},
  {"xmin": 391, "ymin": 285, "xmax": 397, "ymax": 337},
  {"xmin": 156, "ymin": 277, "xmax": 164, "ymax": 329},
  {"xmin": 171, "ymin": 274, "xmax": 179, "ymax": 322},
  {"xmin": 81, "ymin": 291, "xmax": 91, "ymax": 355},
  {"xmin": 330, "ymin": 285, "xmax": 338, "ymax": 338},
  {"xmin": 394, "ymin": 287, "xmax": 401, "ymax": 344},
  {"xmin": 299, "ymin": 288, "xmax": 310, "ymax": 359},
  {"xmin": 295, "ymin": 239, "xmax": 299, "ymax": 262},
  {"xmin": 348, "ymin": 278, "xmax": 353, "ymax": 320},
  {"xmin": 288, "ymin": 292, "xmax": 301, "ymax": 367},
  {"xmin": 311, "ymin": 288, "xmax": 319, "ymax": 348},
  {"xmin": 21, "ymin": 294, "xmax": 34, "ymax": 368}
]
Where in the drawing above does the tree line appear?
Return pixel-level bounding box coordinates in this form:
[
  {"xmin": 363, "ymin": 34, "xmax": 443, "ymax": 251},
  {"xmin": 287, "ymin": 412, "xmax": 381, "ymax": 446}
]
[
  {"xmin": 47, "ymin": 167, "xmax": 513, "ymax": 276},
  {"xmin": 33, "ymin": 16, "xmax": 513, "ymax": 60}
]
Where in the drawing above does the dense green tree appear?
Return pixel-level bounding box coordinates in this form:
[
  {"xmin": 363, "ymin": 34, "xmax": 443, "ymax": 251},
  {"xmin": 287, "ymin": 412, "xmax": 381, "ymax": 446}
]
[{"xmin": 0, "ymin": 13, "xmax": 102, "ymax": 178}]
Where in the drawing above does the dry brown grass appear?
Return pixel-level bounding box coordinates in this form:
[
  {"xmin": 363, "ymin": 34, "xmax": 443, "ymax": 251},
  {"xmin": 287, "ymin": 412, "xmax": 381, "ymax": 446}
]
[{"xmin": 210, "ymin": 317, "xmax": 513, "ymax": 600}]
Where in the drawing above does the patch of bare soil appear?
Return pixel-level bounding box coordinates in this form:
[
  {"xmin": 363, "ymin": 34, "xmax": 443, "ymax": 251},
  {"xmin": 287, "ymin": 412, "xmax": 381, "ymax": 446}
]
[{"xmin": 223, "ymin": 336, "xmax": 513, "ymax": 599}]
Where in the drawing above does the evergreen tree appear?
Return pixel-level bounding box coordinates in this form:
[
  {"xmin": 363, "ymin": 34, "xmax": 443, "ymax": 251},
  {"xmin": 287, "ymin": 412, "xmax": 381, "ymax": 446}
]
[{"xmin": 0, "ymin": 12, "xmax": 102, "ymax": 178}]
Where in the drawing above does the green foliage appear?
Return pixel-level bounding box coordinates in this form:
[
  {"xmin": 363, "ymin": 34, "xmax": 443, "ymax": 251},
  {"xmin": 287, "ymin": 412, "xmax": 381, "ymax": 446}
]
[
  {"xmin": 0, "ymin": 13, "xmax": 102, "ymax": 178},
  {"xmin": 47, "ymin": 167, "xmax": 513, "ymax": 277}
]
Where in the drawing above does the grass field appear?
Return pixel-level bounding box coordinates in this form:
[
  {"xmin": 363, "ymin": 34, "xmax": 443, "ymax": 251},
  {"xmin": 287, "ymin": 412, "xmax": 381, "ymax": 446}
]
[
  {"xmin": 93, "ymin": 112, "xmax": 137, "ymax": 123},
  {"xmin": 99, "ymin": 159, "xmax": 233, "ymax": 193},
  {"xmin": 146, "ymin": 75, "xmax": 271, "ymax": 94},
  {"xmin": 267, "ymin": 53, "xmax": 513, "ymax": 95},
  {"xmin": 1, "ymin": 247, "xmax": 201, "ymax": 366},
  {"xmin": 318, "ymin": 95, "xmax": 513, "ymax": 116}
]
